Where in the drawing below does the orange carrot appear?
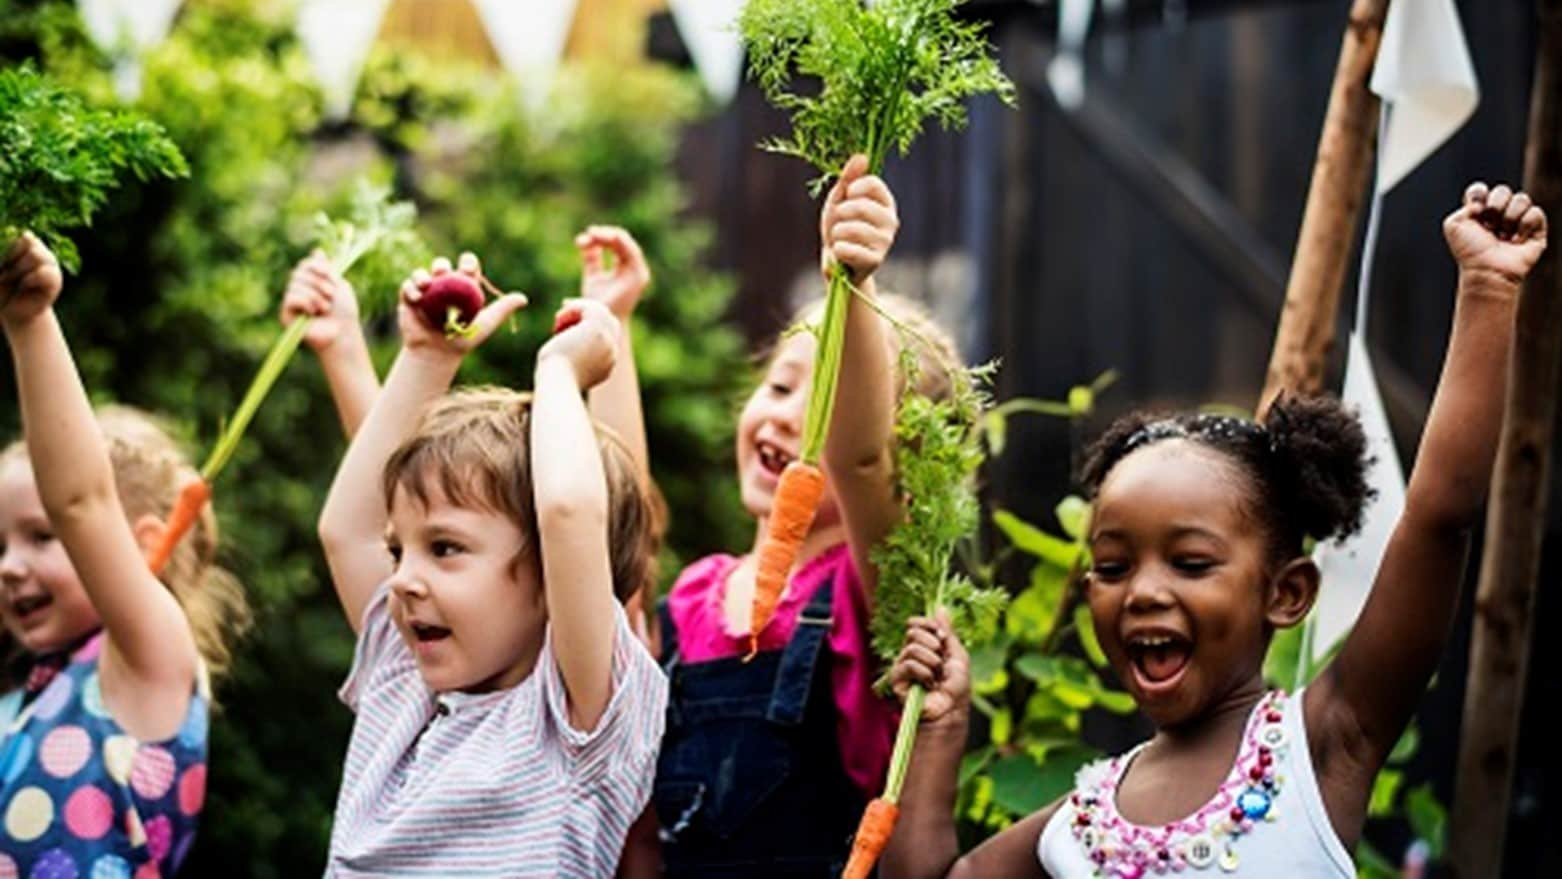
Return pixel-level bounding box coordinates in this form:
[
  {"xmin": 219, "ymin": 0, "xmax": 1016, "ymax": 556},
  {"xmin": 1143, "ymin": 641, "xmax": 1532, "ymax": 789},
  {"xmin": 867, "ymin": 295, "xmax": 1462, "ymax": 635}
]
[
  {"xmin": 146, "ymin": 477, "xmax": 211, "ymax": 576},
  {"xmin": 841, "ymin": 796, "xmax": 900, "ymax": 879},
  {"xmin": 749, "ymin": 460, "xmax": 826, "ymax": 654}
]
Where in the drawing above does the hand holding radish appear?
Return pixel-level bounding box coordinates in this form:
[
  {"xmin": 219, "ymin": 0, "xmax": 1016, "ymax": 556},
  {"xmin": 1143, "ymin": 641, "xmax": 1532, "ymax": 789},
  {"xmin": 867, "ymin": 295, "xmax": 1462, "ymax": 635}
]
[
  {"xmin": 891, "ymin": 610, "xmax": 971, "ymax": 732},
  {"xmin": 577, "ymin": 225, "xmax": 650, "ymax": 319},
  {"xmin": 0, "ymin": 232, "xmax": 63, "ymax": 330},
  {"xmin": 282, "ymin": 250, "xmax": 362, "ymax": 352},
  {"xmin": 819, "ymin": 153, "xmax": 900, "ymax": 282},
  {"xmin": 397, "ymin": 253, "xmax": 527, "ymax": 356},
  {"xmin": 1444, "ymin": 181, "xmax": 1549, "ymax": 288},
  {"xmin": 537, "ymin": 298, "xmax": 619, "ymax": 390}
]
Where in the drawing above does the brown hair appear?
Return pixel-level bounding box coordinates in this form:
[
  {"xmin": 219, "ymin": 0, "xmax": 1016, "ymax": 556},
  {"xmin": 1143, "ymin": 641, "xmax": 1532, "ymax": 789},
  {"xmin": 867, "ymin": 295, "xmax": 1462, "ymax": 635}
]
[
  {"xmin": 2, "ymin": 406, "xmax": 252, "ymax": 689},
  {"xmin": 381, "ymin": 386, "xmax": 656, "ymax": 603}
]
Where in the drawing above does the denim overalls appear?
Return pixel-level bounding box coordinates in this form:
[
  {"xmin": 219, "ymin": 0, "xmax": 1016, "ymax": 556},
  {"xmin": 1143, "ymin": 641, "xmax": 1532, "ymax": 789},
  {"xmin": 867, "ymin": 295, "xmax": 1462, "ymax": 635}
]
[{"xmin": 652, "ymin": 576, "xmax": 868, "ymax": 877}]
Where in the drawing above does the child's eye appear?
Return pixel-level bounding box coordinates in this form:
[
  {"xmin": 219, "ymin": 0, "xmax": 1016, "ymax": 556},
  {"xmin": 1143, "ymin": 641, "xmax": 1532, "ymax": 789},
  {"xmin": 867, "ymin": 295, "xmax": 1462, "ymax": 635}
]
[
  {"xmin": 386, "ymin": 542, "xmax": 403, "ymax": 563},
  {"xmin": 768, "ymin": 382, "xmax": 792, "ymax": 395},
  {"xmin": 30, "ymin": 529, "xmax": 53, "ymax": 545},
  {"xmin": 431, "ymin": 539, "xmax": 463, "ymax": 558},
  {"xmin": 1090, "ymin": 561, "xmax": 1129, "ymax": 580},
  {"xmin": 1174, "ymin": 558, "xmax": 1216, "ymax": 574}
]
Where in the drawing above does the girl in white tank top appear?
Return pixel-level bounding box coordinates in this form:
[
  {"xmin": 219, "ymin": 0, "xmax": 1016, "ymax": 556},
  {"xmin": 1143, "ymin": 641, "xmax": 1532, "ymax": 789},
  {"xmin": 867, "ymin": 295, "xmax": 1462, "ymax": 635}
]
[{"xmin": 871, "ymin": 183, "xmax": 1547, "ymax": 879}]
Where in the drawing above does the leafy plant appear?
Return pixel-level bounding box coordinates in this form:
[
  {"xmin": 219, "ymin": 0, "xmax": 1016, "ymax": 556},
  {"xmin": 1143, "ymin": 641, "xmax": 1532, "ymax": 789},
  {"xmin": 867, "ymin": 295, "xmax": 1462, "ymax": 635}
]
[
  {"xmin": 0, "ymin": 62, "xmax": 187, "ymax": 270},
  {"xmin": 955, "ymin": 372, "xmax": 1140, "ymax": 834}
]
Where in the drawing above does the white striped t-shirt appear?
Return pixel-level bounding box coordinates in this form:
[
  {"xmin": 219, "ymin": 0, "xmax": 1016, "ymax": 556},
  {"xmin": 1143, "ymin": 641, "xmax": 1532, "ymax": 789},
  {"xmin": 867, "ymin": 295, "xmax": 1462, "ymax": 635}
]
[{"xmin": 326, "ymin": 584, "xmax": 668, "ymax": 877}]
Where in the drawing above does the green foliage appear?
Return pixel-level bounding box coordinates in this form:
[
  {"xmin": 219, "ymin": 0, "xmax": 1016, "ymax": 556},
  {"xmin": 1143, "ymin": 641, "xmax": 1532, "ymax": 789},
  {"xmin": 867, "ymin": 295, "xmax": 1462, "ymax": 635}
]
[
  {"xmin": 0, "ymin": 62, "xmax": 187, "ymax": 270},
  {"xmin": 739, "ymin": 0, "xmax": 1015, "ymax": 191},
  {"xmin": 869, "ymin": 355, "xmax": 1008, "ymax": 664},
  {"xmin": 954, "ymin": 376, "xmax": 1136, "ymax": 834},
  {"xmin": 310, "ymin": 179, "xmax": 429, "ymax": 313},
  {"xmin": 2, "ymin": 2, "xmax": 745, "ymax": 870}
]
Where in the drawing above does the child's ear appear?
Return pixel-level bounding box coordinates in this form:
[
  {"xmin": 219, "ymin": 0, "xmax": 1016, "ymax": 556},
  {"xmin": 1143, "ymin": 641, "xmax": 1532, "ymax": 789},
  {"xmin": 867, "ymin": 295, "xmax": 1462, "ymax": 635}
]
[
  {"xmin": 132, "ymin": 514, "xmax": 168, "ymax": 560},
  {"xmin": 1266, "ymin": 556, "xmax": 1320, "ymax": 629}
]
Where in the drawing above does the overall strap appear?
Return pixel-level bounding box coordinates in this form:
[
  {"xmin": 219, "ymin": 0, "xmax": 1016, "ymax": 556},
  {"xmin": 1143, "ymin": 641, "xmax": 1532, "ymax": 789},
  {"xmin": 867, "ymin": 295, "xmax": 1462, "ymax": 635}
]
[{"xmin": 766, "ymin": 574, "xmax": 836, "ymax": 726}]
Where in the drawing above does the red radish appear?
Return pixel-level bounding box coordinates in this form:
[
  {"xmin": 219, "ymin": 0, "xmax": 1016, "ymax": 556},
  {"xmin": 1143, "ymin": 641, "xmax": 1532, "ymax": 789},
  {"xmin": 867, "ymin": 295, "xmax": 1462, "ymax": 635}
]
[
  {"xmin": 553, "ymin": 306, "xmax": 583, "ymax": 334},
  {"xmin": 416, "ymin": 274, "xmax": 484, "ymax": 335}
]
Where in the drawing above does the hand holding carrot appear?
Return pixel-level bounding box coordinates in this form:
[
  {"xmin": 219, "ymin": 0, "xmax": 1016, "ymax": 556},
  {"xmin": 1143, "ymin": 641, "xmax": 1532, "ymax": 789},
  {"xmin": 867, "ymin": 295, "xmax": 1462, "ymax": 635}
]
[
  {"xmin": 0, "ymin": 232, "xmax": 64, "ymax": 330},
  {"xmin": 282, "ymin": 250, "xmax": 363, "ymax": 353},
  {"xmin": 397, "ymin": 253, "xmax": 527, "ymax": 357},
  {"xmin": 819, "ymin": 153, "xmax": 899, "ymax": 282},
  {"xmin": 891, "ymin": 610, "xmax": 971, "ymax": 732},
  {"xmin": 576, "ymin": 225, "xmax": 650, "ymax": 320},
  {"xmin": 538, "ymin": 298, "xmax": 619, "ymax": 391}
]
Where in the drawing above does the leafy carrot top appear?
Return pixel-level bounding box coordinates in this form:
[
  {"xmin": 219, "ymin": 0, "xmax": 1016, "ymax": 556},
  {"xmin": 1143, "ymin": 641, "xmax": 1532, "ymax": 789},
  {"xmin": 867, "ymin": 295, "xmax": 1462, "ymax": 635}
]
[{"xmin": 0, "ymin": 64, "xmax": 187, "ymax": 271}]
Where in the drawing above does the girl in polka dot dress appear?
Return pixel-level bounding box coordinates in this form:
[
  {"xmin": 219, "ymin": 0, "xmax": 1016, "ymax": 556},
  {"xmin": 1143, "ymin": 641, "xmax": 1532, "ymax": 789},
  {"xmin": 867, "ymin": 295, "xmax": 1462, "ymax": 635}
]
[{"xmin": 0, "ymin": 233, "xmax": 250, "ymax": 877}]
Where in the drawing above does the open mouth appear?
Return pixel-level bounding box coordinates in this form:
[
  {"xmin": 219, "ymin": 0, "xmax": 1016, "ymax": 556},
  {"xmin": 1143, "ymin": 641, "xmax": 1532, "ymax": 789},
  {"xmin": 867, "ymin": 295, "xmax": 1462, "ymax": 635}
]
[
  {"xmin": 10, "ymin": 594, "xmax": 52, "ymax": 621},
  {"xmin": 1125, "ymin": 631, "xmax": 1192, "ymax": 688},
  {"xmin": 755, "ymin": 440, "xmax": 794, "ymax": 478},
  {"xmin": 409, "ymin": 621, "xmax": 452, "ymax": 643}
]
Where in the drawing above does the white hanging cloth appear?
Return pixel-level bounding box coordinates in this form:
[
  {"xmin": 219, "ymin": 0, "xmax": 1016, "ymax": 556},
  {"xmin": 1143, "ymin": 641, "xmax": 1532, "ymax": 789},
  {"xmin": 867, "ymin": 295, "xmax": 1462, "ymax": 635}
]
[
  {"xmin": 668, "ymin": 0, "xmax": 748, "ymax": 105},
  {"xmin": 296, "ymin": 0, "xmax": 392, "ymax": 121},
  {"xmin": 76, "ymin": 0, "xmax": 184, "ymax": 100},
  {"xmin": 473, "ymin": 0, "xmax": 580, "ymax": 107}
]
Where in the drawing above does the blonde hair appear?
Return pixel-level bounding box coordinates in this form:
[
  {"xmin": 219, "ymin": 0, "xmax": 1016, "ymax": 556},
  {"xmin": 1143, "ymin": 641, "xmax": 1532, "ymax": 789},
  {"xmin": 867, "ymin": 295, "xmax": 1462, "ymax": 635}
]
[
  {"xmin": 785, "ymin": 291, "xmax": 965, "ymax": 404},
  {"xmin": 1, "ymin": 406, "xmax": 252, "ymax": 688},
  {"xmin": 381, "ymin": 386, "xmax": 657, "ymax": 604}
]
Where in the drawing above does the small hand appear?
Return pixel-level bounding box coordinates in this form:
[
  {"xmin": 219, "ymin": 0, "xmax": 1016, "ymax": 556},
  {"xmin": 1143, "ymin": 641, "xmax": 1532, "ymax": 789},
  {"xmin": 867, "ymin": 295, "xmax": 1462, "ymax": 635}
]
[
  {"xmin": 0, "ymin": 233, "xmax": 63, "ymax": 330},
  {"xmin": 397, "ymin": 253, "xmax": 527, "ymax": 356},
  {"xmin": 890, "ymin": 609, "xmax": 971, "ymax": 729},
  {"xmin": 537, "ymin": 298, "xmax": 619, "ymax": 390},
  {"xmin": 577, "ymin": 225, "xmax": 651, "ymax": 320},
  {"xmin": 1444, "ymin": 181, "xmax": 1548, "ymax": 287},
  {"xmin": 281, "ymin": 250, "xmax": 363, "ymax": 352},
  {"xmin": 820, "ymin": 154, "xmax": 899, "ymax": 282}
]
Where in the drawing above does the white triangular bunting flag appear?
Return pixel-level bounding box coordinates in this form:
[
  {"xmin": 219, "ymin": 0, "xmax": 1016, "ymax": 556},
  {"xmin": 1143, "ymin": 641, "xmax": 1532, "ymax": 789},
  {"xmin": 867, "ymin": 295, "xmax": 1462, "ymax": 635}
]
[
  {"xmin": 1369, "ymin": 0, "xmax": 1478, "ymax": 193},
  {"xmin": 474, "ymin": 0, "xmax": 580, "ymax": 106},
  {"xmin": 296, "ymin": 0, "xmax": 391, "ymax": 120},
  {"xmin": 1310, "ymin": 333, "xmax": 1407, "ymax": 663},
  {"xmin": 668, "ymin": 0, "xmax": 747, "ymax": 104},
  {"xmin": 1045, "ymin": 0, "xmax": 1094, "ymax": 110},
  {"xmin": 77, "ymin": 0, "xmax": 184, "ymax": 100}
]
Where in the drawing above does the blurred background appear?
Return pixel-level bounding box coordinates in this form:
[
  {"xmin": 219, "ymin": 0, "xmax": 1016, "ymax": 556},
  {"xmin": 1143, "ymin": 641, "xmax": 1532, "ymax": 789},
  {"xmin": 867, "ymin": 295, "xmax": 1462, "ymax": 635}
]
[{"xmin": 0, "ymin": 1, "xmax": 1552, "ymax": 875}]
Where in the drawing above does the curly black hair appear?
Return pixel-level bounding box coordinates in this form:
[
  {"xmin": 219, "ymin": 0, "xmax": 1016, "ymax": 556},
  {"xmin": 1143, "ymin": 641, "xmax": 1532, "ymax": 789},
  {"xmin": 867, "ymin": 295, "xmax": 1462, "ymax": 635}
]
[{"xmin": 1078, "ymin": 394, "xmax": 1375, "ymax": 563}]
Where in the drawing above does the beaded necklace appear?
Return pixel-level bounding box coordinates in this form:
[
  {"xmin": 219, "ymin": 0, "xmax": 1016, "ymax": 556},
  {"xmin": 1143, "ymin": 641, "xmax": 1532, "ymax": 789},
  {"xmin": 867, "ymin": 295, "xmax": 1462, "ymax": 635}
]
[{"xmin": 1067, "ymin": 690, "xmax": 1290, "ymax": 877}]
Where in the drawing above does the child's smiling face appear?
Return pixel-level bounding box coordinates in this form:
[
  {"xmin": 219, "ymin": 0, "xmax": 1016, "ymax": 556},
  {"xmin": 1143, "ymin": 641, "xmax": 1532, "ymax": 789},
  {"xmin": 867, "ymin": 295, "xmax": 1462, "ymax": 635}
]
[
  {"xmin": 1085, "ymin": 440, "xmax": 1278, "ymax": 728},
  {"xmin": 385, "ymin": 479, "xmax": 545, "ymax": 694},
  {"xmin": 0, "ymin": 456, "xmax": 101, "ymax": 654},
  {"xmin": 734, "ymin": 330, "xmax": 842, "ymax": 527}
]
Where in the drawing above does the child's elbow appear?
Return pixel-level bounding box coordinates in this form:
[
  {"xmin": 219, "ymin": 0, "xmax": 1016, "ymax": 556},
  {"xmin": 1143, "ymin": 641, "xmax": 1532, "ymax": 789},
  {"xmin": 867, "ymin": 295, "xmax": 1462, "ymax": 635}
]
[
  {"xmin": 43, "ymin": 483, "xmax": 117, "ymax": 533},
  {"xmin": 536, "ymin": 490, "xmax": 608, "ymax": 533}
]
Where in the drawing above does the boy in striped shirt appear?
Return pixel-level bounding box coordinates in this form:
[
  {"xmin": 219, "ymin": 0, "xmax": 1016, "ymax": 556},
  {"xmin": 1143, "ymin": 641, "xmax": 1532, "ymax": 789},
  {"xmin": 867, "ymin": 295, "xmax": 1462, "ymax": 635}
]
[{"xmin": 316, "ymin": 254, "xmax": 666, "ymax": 876}]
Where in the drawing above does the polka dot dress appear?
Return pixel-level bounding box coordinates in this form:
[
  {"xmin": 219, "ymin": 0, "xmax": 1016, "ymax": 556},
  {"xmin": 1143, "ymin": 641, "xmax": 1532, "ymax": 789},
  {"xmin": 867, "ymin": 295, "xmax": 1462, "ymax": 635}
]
[{"xmin": 0, "ymin": 633, "xmax": 207, "ymax": 876}]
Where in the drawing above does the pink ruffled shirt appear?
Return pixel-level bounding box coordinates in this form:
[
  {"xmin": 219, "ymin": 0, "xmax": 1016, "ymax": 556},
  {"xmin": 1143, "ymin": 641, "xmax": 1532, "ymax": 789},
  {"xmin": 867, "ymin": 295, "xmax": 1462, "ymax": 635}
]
[{"xmin": 664, "ymin": 543, "xmax": 896, "ymax": 797}]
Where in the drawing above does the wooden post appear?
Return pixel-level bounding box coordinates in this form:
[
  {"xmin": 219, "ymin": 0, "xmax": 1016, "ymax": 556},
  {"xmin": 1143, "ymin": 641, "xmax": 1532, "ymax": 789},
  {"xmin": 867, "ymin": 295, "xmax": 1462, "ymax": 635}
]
[
  {"xmin": 1450, "ymin": 1, "xmax": 1562, "ymax": 874},
  {"xmin": 1257, "ymin": 0, "xmax": 1391, "ymax": 415}
]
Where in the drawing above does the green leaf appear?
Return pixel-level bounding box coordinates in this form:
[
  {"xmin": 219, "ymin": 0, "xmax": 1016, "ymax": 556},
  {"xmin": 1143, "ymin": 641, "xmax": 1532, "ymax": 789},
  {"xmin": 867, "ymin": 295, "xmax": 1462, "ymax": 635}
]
[
  {"xmin": 1263, "ymin": 623, "xmax": 1305, "ymax": 689},
  {"xmin": 1054, "ymin": 495, "xmax": 1090, "ymax": 540},
  {"xmin": 1004, "ymin": 568, "xmax": 1066, "ymax": 644},
  {"xmin": 1405, "ymin": 784, "xmax": 1447, "ymax": 859},
  {"xmin": 989, "ymin": 707, "xmax": 1012, "ymax": 746},
  {"xmin": 1353, "ymin": 839, "xmax": 1399, "ymax": 879},
  {"xmin": 969, "ymin": 642, "xmax": 1010, "ymax": 696},
  {"xmin": 988, "ymin": 747, "xmax": 1098, "ymax": 816},
  {"xmin": 983, "ymin": 409, "xmax": 1007, "ymax": 456},
  {"xmin": 1388, "ymin": 725, "xmax": 1420, "ymax": 765},
  {"xmin": 1067, "ymin": 385, "xmax": 1093, "ymax": 415},
  {"xmin": 1367, "ymin": 769, "xmax": 1403, "ymax": 818},
  {"xmin": 1092, "ymin": 689, "xmax": 1137, "ymax": 715},
  {"xmin": 958, "ymin": 745, "xmax": 995, "ymax": 787},
  {"xmin": 1074, "ymin": 605, "xmax": 1107, "ymax": 667},
  {"xmin": 993, "ymin": 509, "xmax": 1080, "ymax": 569}
]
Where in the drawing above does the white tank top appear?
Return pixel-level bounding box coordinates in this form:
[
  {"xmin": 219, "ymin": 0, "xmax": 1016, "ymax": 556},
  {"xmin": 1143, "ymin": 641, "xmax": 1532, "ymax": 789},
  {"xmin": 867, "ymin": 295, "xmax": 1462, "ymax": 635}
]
[{"xmin": 1037, "ymin": 689, "xmax": 1354, "ymax": 878}]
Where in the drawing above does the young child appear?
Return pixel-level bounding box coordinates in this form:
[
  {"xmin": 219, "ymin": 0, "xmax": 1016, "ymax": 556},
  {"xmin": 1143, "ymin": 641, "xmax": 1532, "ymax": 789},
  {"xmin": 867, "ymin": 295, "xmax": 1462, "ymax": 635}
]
[
  {"xmin": 283, "ymin": 230, "xmax": 663, "ymax": 642},
  {"xmin": 0, "ymin": 233, "xmax": 250, "ymax": 874},
  {"xmin": 315, "ymin": 254, "xmax": 667, "ymax": 875},
  {"xmin": 632, "ymin": 155, "xmax": 963, "ymax": 875},
  {"xmin": 879, "ymin": 182, "xmax": 1549, "ymax": 878}
]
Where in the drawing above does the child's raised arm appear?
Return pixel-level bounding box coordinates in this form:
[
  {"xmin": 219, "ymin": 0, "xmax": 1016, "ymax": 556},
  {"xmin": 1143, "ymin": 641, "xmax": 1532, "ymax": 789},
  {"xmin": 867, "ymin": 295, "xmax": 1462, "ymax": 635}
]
[
  {"xmin": 281, "ymin": 250, "xmax": 380, "ymax": 439},
  {"xmin": 317, "ymin": 254, "xmax": 526, "ymax": 631},
  {"xmin": 576, "ymin": 226, "xmax": 651, "ymax": 475},
  {"xmin": 0, "ymin": 232, "xmax": 197, "ymax": 737},
  {"xmin": 880, "ymin": 614, "xmax": 1053, "ymax": 879},
  {"xmin": 1311, "ymin": 184, "xmax": 1548, "ymax": 801},
  {"xmin": 822, "ymin": 154, "xmax": 902, "ymax": 605},
  {"xmin": 532, "ymin": 298, "xmax": 622, "ymax": 731}
]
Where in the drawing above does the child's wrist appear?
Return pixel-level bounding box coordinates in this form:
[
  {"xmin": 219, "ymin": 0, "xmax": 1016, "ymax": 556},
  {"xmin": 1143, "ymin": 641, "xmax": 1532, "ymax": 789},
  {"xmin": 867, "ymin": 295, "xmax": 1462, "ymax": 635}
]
[
  {"xmin": 1459, "ymin": 264, "xmax": 1526, "ymax": 294},
  {"xmin": 535, "ymin": 350, "xmax": 585, "ymax": 389}
]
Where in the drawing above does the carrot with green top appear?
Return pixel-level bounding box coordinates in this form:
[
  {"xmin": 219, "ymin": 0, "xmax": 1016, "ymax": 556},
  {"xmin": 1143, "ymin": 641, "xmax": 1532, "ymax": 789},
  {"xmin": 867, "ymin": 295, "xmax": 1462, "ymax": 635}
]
[{"xmin": 738, "ymin": 0, "xmax": 1014, "ymax": 655}]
